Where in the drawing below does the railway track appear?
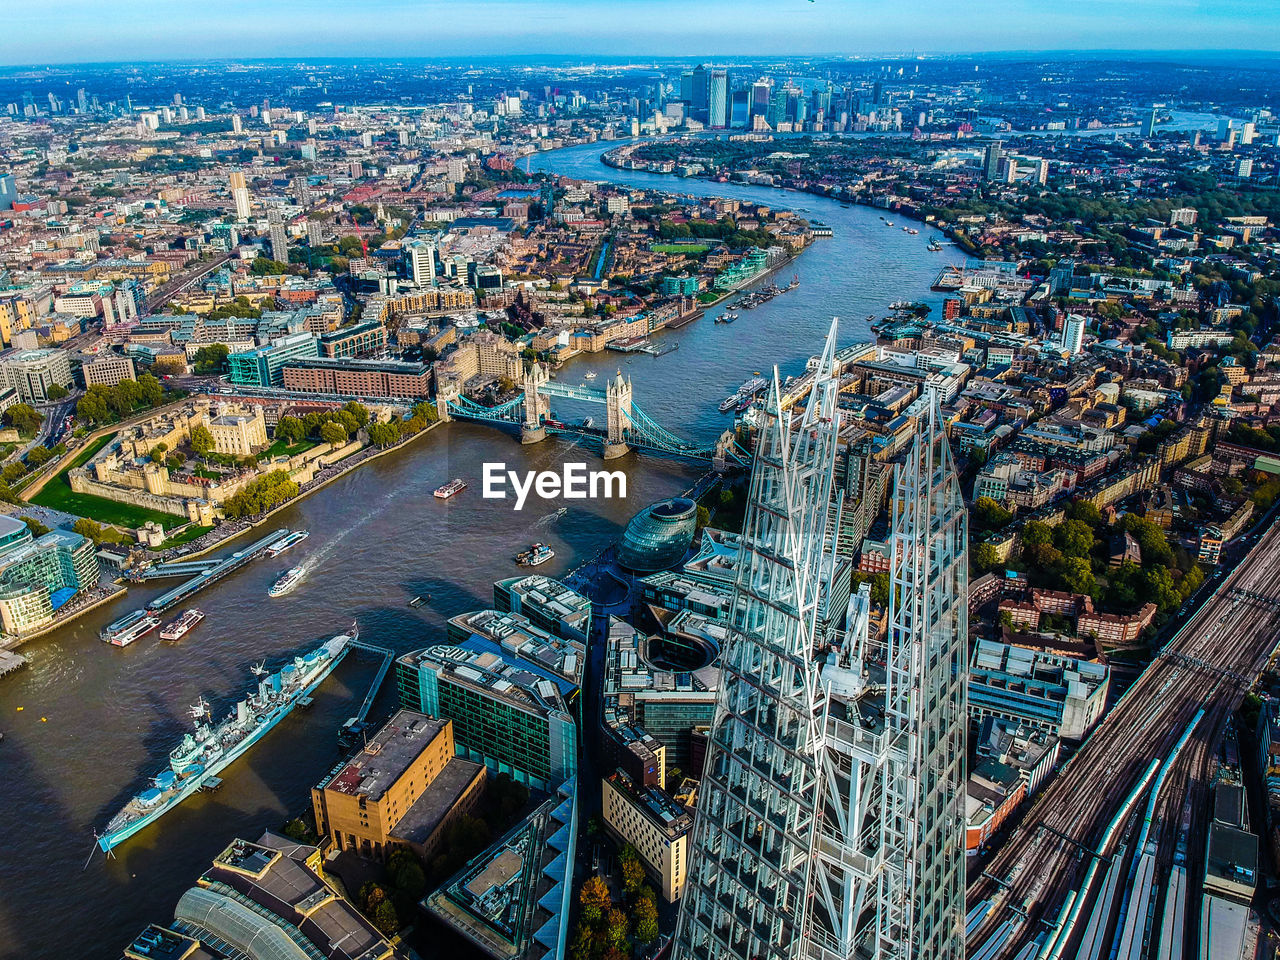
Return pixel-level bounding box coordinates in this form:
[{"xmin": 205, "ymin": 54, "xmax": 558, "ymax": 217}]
[{"xmin": 967, "ymin": 521, "xmax": 1280, "ymax": 958}]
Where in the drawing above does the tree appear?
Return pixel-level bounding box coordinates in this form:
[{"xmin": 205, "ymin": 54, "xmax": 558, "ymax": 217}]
[
  {"xmin": 973, "ymin": 496, "xmax": 1013, "ymax": 531},
  {"xmin": 603, "ymin": 909, "xmax": 628, "ymax": 951},
  {"xmin": 620, "ymin": 852, "xmax": 645, "ymax": 897},
  {"xmin": 579, "ymin": 875, "xmax": 610, "ymax": 925},
  {"xmin": 972, "ymin": 542, "xmax": 1002, "ymax": 574},
  {"xmin": 851, "ymin": 570, "xmax": 890, "ymax": 609},
  {"xmin": 1057, "ymin": 556, "xmax": 1097, "ymax": 596},
  {"xmin": 190, "ymin": 424, "xmax": 215, "ymax": 458},
  {"xmin": 192, "ymin": 343, "xmax": 230, "ymax": 374},
  {"xmin": 342, "ymin": 401, "xmax": 370, "ymax": 427},
  {"xmin": 4, "ymin": 403, "xmax": 42, "ymax": 438},
  {"xmin": 390, "ymin": 856, "xmax": 427, "ymax": 900},
  {"xmin": 73, "ymin": 518, "xmax": 105, "ymax": 544},
  {"xmin": 320, "ymin": 420, "xmax": 348, "ymax": 447},
  {"xmin": 26, "ymin": 445, "xmax": 54, "ymax": 468},
  {"xmin": 367, "ymin": 422, "xmax": 399, "ymax": 448},
  {"xmin": 371, "ymin": 899, "xmax": 399, "ymax": 936},
  {"xmin": 46, "ymin": 384, "xmax": 69, "ymax": 401},
  {"xmin": 137, "ymin": 373, "xmax": 164, "ymax": 407},
  {"xmin": 274, "ymin": 416, "xmax": 306, "ymax": 445},
  {"xmin": 633, "ymin": 896, "xmax": 659, "ymax": 944},
  {"xmin": 20, "ymin": 516, "xmax": 50, "ymax": 538},
  {"xmin": 695, "ymin": 504, "xmax": 711, "ymax": 529},
  {"xmin": 1022, "ymin": 520, "xmax": 1053, "ymax": 547},
  {"xmin": 1054, "ymin": 518, "xmax": 1095, "ymax": 559}
]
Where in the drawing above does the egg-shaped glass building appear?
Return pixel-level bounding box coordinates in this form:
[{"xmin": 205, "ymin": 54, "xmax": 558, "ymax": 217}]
[{"xmin": 617, "ymin": 497, "xmax": 699, "ymax": 573}]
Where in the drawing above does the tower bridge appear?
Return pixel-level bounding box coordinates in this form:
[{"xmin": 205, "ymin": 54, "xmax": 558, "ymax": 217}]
[{"xmin": 438, "ymin": 364, "xmax": 745, "ymax": 468}]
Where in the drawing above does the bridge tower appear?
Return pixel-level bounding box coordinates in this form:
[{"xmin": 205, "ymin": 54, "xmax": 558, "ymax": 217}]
[
  {"xmin": 604, "ymin": 371, "xmax": 632, "ymax": 460},
  {"xmin": 521, "ymin": 362, "xmax": 551, "ymax": 444},
  {"xmin": 434, "ymin": 381, "xmax": 457, "ymax": 422}
]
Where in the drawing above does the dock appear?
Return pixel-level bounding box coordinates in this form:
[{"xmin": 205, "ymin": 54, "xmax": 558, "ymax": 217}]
[
  {"xmin": 339, "ymin": 639, "xmax": 396, "ymax": 745},
  {"xmin": 145, "ymin": 529, "xmax": 294, "ymax": 614},
  {"xmin": 0, "ymin": 649, "xmax": 28, "ymax": 680}
]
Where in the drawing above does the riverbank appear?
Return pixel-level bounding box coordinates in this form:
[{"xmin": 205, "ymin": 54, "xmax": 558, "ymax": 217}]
[
  {"xmin": 0, "ymin": 581, "xmax": 128, "ymax": 653},
  {"xmin": 155, "ymin": 417, "xmax": 446, "ymax": 563}
]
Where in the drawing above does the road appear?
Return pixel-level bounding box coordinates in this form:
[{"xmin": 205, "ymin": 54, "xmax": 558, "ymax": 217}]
[{"xmin": 968, "ymin": 516, "xmax": 1280, "ymax": 958}]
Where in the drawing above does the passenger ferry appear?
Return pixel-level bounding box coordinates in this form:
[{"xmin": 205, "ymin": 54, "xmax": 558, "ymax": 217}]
[
  {"xmin": 264, "ymin": 530, "xmax": 309, "ymax": 558},
  {"xmin": 268, "ymin": 566, "xmax": 305, "ymax": 598},
  {"xmin": 515, "ymin": 543, "xmax": 555, "ymax": 567},
  {"xmin": 719, "ymin": 394, "xmax": 743, "ymax": 413},
  {"xmin": 434, "ymin": 478, "xmax": 467, "ymax": 499},
  {"xmin": 159, "ymin": 609, "xmax": 204, "ymax": 642},
  {"xmin": 102, "ymin": 610, "xmax": 161, "ymax": 647}
]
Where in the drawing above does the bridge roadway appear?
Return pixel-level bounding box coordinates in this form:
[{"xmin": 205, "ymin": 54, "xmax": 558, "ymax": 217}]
[{"xmin": 967, "ymin": 519, "xmax": 1280, "ymax": 959}]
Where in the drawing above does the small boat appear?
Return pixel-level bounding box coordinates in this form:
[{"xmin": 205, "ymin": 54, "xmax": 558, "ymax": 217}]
[
  {"xmin": 265, "ymin": 530, "xmax": 309, "ymax": 558},
  {"xmin": 160, "ymin": 609, "xmax": 204, "ymax": 642},
  {"xmin": 515, "ymin": 543, "xmax": 555, "ymax": 567},
  {"xmin": 583, "ymin": 371, "xmax": 597, "ymax": 380},
  {"xmin": 719, "ymin": 394, "xmax": 743, "ymax": 413},
  {"xmin": 927, "ymin": 239, "xmax": 943, "ymax": 251},
  {"xmin": 434, "ymin": 478, "xmax": 467, "ymax": 499},
  {"xmin": 268, "ymin": 566, "xmax": 304, "ymax": 598},
  {"xmin": 408, "ymin": 595, "xmax": 429, "ymax": 608},
  {"xmin": 865, "ymin": 313, "xmax": 877, "ymax": 321}
]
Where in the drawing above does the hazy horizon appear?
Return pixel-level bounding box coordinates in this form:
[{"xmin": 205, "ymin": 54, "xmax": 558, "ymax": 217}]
[{"xmin": 8, "ymin": 0, "xmax": 1280, "ymax": 67}]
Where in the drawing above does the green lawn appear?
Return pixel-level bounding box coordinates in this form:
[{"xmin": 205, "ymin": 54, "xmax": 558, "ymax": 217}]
[
  {"xmin": 30, "ymin": 431, "xmax": 186, "ymax": 528},
  {"xmin": 155, "ymin": 524, "xmax": 214, "ymax": 550},
  {"xmin": 264, "ymin": 437, "xmax": 320, "ymax": 459}
]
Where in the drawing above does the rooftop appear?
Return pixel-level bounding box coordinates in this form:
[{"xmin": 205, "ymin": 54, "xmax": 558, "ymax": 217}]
[
  {"xmin": 389, "ymin": 756, "xmax": 486, "ymax": 847},
  {"xmin": 318, "ymin": 710, "xmax": 448, "ymax": 800}
]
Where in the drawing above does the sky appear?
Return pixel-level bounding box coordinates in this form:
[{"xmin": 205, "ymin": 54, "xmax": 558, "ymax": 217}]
[{"xmin": 6, "ymin": 0, "xmax": 1280, "ymax": 65}]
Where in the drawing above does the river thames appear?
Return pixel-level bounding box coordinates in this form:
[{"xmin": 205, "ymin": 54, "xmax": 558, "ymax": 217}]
[{"xmin": 0, "ymin": 140, "xmax": 948, "ymax": 959}]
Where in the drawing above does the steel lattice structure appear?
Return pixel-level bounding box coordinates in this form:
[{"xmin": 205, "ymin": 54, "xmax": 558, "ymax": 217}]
[{"xmin": 673, "ymin": 321, "xmax": 967, "ymax": 960}]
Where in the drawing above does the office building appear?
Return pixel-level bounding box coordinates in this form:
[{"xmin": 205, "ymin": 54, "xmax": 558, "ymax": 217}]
[
  {"xmin": 311, "ymin": 710, "xmax": 485, "ymax": 862},
  {"xmin": 280, "ymin": 356, "xmax": 431, "ymax": 398},
  {"xmin": 603, "ymin": 768, "xmax": 694, "ymax": 902},
  {"xmin": 319, "ymin": 319, "xmax": 387, "ymax": 359},
  {"xmin": 227, "ymin": 332, "xmax": 319, "ymax": 387},
  {"xmin": 268, "ymin": 209, "xmax": 288, "ymax": 263},
  {"xmin": 397, "ymin": 611, "xmax": 582, "ymax": 791},
  {"xmin": 708, "ymin": 69, "xmax": 729, "ymax": 129},
  {"xmin": 0, "ymin": 173, "xmax": 17, "ymax": 210},
  {"xmin": 969, "ymin": 639, "xmax": 1110, "ymax": 741},
  {"xmin": 0, "ymin": 348, "xmax": 75, "ymax": 403},
  {"xmin": 1236, "ymin": 158, "xmax": 1253, "ymax": 179},
  {"xmin": 405, "ymin": 238, "xmax": 437, "ymax": 286},
  {"xmin": 493, "ymin": 574, "xmax": 592, "ymax": 644},
  {"xmin": 617, "ymin": 497, "xmax": 699, "ymax": 572},
  {"xmin": 0, "ymin": 518, "xmax": 101, "ymax": 635},
  {"xmin": 82, "ymin": 353, "xmax": 137, "ymax": 388}
]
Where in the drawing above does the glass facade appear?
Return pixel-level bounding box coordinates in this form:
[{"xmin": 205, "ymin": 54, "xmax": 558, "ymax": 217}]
[
  {"xmin": 0, "ymin": 529, "xmax": 100, "ymax": 634},
  {"xmin": 617, "ymin": 497, "xmax": 698, "ymax": 573}
]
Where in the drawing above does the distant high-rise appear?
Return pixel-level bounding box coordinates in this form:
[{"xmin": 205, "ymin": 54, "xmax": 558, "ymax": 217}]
[
  {"xmin": 404, "ymin": 239, "xmax": 437, "ymax": 286},
  {"xmin": 983, "ymin": 140, "xmax": 1003, "ymax": 181},
  {"xmin": 268, "ymin": 210, "xmax": 287, "ymax": 264},
  {"xmin": 231, "ymin": 113, "xmax": 242, "ymax": 135},
  {"xmin": 691, "ymin": 64, "xmax": 710, "ymax": 123},
  {"xmin": 1140, "ymin": 105, "xmax": 1157, "ymax": 138},
  {"xmin": 228, "ymin": 171, "xmax": 251, "ymax": 220},
  {"xmin": 0, "ymin": 173, "xmax": 17, "ymax": 211},
  {"xmin": 708, "ymin": 69, "xmax": 729, "ymax": 129},
  {"xmin": 1062, "ymin": 313, "xmax": 1087, "ymax": 355},
  {"xmin": 673, "ymin": 322, "xmax": 969, "ymax": 960},
  {"xmin": 1237, "ymin": 158, "xmax": 1254, "ymax": 179}
]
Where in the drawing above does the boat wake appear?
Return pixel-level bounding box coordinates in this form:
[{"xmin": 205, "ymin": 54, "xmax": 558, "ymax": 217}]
[{"xmin": 534, "ymin": 507, "xmax": 569, "ymax": 528}]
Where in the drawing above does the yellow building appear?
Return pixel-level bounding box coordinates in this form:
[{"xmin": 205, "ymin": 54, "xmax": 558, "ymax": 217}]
[
  {"xmin": 311, "ymin": 710, "xmax": 486, "ymax": 862},
  {"xmin": 602, "ymin": 768, "xmax": 693, "ymax": 902}
]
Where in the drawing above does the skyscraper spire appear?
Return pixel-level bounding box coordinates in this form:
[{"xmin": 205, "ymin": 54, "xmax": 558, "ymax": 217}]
[{"xmin": 674, "ymin": 327, "xmax": 968, "ymax": 960}]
